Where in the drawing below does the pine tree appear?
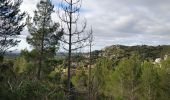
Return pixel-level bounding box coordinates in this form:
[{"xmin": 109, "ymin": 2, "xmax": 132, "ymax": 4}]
[
  {"xmin": 0, "ymin": 0, "xmax": 25, "ymax": 57},
  {"xmin": 93, "ymin": 57, "xmax": 114, "ymax": 99},
  {"xmin": 26, "ymin": 0, "xmax": 63, "ymax": 80},
  {"xmin": 158, "ymin": 57, "xmax": 170, "ymax": 100},
  {"xmin": 58, "ymin": 0, "xmax": 91, "ymax": 96},
  {"xmin": 113, "ymin": 56, "xmax": 141, "ymax": 100},
  {"xmin": 141, "ymin": 61, "xmax": 159, "ymax": 100}
]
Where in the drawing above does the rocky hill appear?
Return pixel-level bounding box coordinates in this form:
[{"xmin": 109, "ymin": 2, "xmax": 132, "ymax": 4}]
[{"xmin": 99, "ymin": 45, "xmax": 170, "ymax": 62}]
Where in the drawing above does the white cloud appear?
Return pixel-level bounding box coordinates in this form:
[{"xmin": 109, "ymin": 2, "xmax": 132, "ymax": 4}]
[{"xmin": 15, "ymin": 0, "xmax": 170, "ymax": 51}]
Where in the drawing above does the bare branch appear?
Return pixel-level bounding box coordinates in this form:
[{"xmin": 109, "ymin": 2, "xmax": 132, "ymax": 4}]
[
  {"xmin": 72, "ymin": 34, "xmax": 90, "ymax": 44},
  {"xmin": 63, "ymin": 46, "xmax": 69, "ymax": 51},
  {"xmin": 60, "ymin": 37, "xmax": 69, "ymax": 44},
  {"xmin": 8, "ymin": 80, "xmax": 13, "ymax": 91},
  {"xmin": 72, "ymin": 0, "xmax": 82, "ymax": 5},
  {"xmin": 71, "ymin": 43, "xmax": 89, "ymax": 51},
  {"xmin": 63, "ymin": 0, "xmax": 71, "ymax": 5},
  {"xmin": 88, "ymin": 27, "xmax": 94, "ymax": 44},
  {"xmin": 72, "ymin": 21, "xmax": 86, "ymax": 35},
  {"xmin": 18, "ymin": 81, "xmax": 23, "ymax": 88}
]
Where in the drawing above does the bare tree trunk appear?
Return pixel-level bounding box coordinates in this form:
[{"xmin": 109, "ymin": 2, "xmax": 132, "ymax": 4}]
[
  {"xmin": 88, "ymin": 29, "xmax": 93, "ymax": 100},
  {"xmin": 68, "ymin": 0, "xmax": 73, "ymax": 94},
  {"xmin": 89, "ymin": 42, "xmax": 92, "ymax": 100}
]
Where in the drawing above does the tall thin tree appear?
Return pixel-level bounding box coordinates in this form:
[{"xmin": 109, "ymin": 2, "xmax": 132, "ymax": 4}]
[
  {"xmin": 0, "ymin": 0, "xmax": 25, "ymax": 58},
  {"xmin": 88, "ymin": 28, "xmax": 93, "ymax": 100},
  {"xmin": 26, "ymin": 0, "xmax": 63, "ymax": 80},
  {"xmin": 58, "ymin": 0, "xmax": 90, "ymax": 97}
]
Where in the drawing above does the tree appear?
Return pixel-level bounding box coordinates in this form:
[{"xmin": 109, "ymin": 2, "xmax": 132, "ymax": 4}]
[
  {"xmin": 158, "ymin": 57, "xmax": 170, "ymax": 100},
  {"xmin": 92, "ymin": 57, "xmax": 114, "ymax": 100},
  {"xmin": 88, "ymin": 28, "xmax": 94, "ymax": 100},
  {"xmin": 58, "ymin": 0, "xmax": 90, "ymax": 96},
  {"xmin": 14, "ymin": 49, "xmax": 38, "ymax": 80},
  {"xmin": 0, "ymin": 0, "xmax": 25, "ymax": 58},
  {"xmin": 26, "ymin": 0, "xmax": 63, "ymax": 80},
  {"xmin": 112, "ymin": 56, "xmax": 141, "ymax": 100},
  {"xmin": 140, "ymin": 61, "xmax": 159, "ymax": 100}
]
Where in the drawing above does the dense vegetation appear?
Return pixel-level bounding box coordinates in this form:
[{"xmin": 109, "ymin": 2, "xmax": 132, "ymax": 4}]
[
  {"xmin": 1, "ymin": 45, "xmax": 170, "ymax": 100},
  {"xmin": 0, "ymin": 0, "xmax": 170, "ymax": 100}
]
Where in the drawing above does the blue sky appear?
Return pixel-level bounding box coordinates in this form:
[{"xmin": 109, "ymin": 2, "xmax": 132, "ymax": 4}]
[{"xmin": 13, "ymin": 0, "xmax": 170, "ymax": 52}]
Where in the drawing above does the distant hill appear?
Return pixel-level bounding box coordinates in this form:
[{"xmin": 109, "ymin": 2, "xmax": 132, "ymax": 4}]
[
  {"xmin": 99, "ymin": 45, "xmax": 170, "ymax": 61},
  {"xmin": 4, "ymin": 52, "xmax": 20, "ymax": 59}
]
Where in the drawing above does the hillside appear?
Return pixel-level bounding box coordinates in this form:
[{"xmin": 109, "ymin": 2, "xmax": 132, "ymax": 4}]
[{"xmin": 99, "ymin": 45, "xmax": 170, "ymax": 61}]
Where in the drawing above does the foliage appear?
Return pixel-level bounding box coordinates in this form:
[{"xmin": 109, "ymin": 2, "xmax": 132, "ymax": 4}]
[
  {"xmin": 26, "ymin": 0, "xmax": 63, "ymax": 79},
  {"xmin": 26, "ymin": 0, "xmax": 62, "ymax": 57},
  {"xmin": 1, "ymin": 45, "xmax": 170, "ymax": 100},
  {"xmin": 112, "ymin": 56, "xmax": 141, "ymax": 100},
  {"xmin": 157, "ymin": 57, "xmax": 170, "ymax": 100},
  {"xmin": 1, "ymin": 0, "xmax": 170, "ymax": 99},
  {"xmin": 92, "ymin": 57, "xmax": 114, "ymax": 99},
  {"xmin": 101, "ymin": 45, "xmax": 170, "ymax": 62},
  {"xmin": 71, "ymin": 65, "xmax": 88, "ymax": 92},
  {"xmin": 0, "ymin": 0, "xmax": 25, "ymax": 56},
  {"xmin": 140, "ymin": 61, "xmax": 159, "ymax": 100}
]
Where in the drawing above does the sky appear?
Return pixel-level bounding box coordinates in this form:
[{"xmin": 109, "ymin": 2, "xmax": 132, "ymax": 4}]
[{"xmin": 13, "ymin": 0, "xmax": 170, "ymax": 52}]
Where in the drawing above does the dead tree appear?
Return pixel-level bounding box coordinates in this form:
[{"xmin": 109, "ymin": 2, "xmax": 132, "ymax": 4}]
[
  {"xmin": 58, "ymin": 0, "xmax": 90, "ymax": 98},
  {"xmin": 88, "ymin": 28, "xmax": 94, "ymax": 100}
]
